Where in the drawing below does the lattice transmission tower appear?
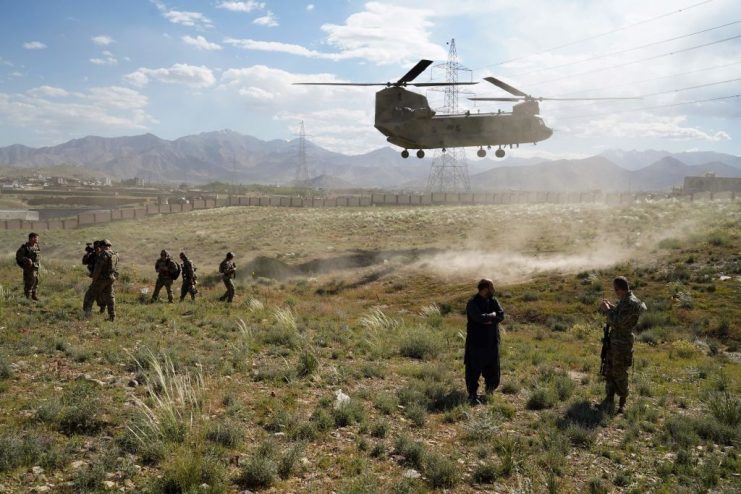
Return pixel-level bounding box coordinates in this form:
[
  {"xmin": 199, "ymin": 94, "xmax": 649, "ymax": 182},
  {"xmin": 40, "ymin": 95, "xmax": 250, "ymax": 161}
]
[
  {"xmin": 426, "ymin": 39, "xmax": 472, "ymax": 193},
  {"xmin": 295, "ymin": 120, "xmax": 309, "ymax": 183}
]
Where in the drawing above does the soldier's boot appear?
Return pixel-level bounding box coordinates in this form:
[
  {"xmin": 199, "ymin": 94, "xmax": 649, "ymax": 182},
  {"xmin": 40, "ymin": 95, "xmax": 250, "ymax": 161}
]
[
  {"xmin": 617, "ymin": 396, "xmax": 627, "ymax": 413},
  {"xmin": 31, "ymin": 292, "xmax": 39, "ymax": 301},
  {"xmin": 218, "ymin": 294, "xmax": 227, "ymax": 301},
  {"xmin": 83, "ymin": 309, "xmax": 92, "ymax": 319},
  {"xmin": 99, "ymin": 306, "xmax": 105, "ymax": 314},
  {"xmin": 599, "ymin": 392, "xmax": 615, "ymax": 413},
  {"xmin": 108, "ymin": 314, "xmax": 115, "ymax": 322}
]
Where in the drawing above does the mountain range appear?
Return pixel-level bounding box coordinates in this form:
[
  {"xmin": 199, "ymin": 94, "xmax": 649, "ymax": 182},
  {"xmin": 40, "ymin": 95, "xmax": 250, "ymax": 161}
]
[{"xmin": 0, "ymin": 130, "xmax": 739, "ymax": 192}]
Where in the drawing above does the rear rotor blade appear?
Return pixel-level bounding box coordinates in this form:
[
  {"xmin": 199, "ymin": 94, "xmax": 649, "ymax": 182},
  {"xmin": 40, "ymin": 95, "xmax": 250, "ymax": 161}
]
[
  {"xmin": 397, "ymin": 59, "xmax": 434, "ymax": 84},
  {"xmin": 535, "ymin": 96, "xmax": 641, "ymax": 101},
  {"xmin": 412, "ymin": 82, "xmax": 479, "ymax": 87},
  {"xmin": 469, "ymin": 97, "xmax": 524, "ymax": 101},
  {"xmin": 484, "ymin": 76, "xmax": 528, "ymax": 97}
]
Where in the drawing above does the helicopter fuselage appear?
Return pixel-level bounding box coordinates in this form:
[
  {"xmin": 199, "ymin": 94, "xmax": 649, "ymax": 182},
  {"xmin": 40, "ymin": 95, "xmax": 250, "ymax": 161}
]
[{"xmin": 373, "ymin": 87, "xmax": 553, "ymax": 153}]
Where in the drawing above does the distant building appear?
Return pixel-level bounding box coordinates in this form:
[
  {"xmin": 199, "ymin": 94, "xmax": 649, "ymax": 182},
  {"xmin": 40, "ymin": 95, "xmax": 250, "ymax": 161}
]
[
  {"xmin": 683, "ymin": 176, "xmax": 741, "ymax": 194},
  {"xmin": 0, "ymin": 210, "xmax": 39, "ymax": 221}
]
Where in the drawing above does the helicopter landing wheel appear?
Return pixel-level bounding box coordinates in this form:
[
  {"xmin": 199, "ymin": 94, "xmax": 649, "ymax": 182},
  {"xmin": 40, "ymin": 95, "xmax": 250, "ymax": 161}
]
[
  {"xmin": 401, "ymin": 149, "xmax": 409, "ymax": 159},
  {"xmin": 416, "ymin": 149, "xmax": 425, "ymax": 159},
  {"xmin": 442, "ymin": 147, "xmax": 447, "ymax": 153},
  {"xmin": 477, "ymin": 148, "xmax": 487, "ymax": 158},
  {"xmin": 495, "ymin": 148, "xmax": 505, "ymax": 158}
]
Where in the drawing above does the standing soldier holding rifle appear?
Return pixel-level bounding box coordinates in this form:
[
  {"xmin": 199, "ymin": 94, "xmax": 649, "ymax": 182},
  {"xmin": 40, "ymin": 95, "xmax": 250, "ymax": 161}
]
[
  {"xmin": 599, "ymin": 276, "xmax": 646, "ymax": 413},
  {"xmin": 83, "ymin": 239, "xmax": 118, "ymax": 321},
  {"xmin": 16, "ymin": 232, "xmax": 41, "ymax": 301},
  {"xmin": 179, "ymin": 252, "xmax": 198, "ymax": 302}
]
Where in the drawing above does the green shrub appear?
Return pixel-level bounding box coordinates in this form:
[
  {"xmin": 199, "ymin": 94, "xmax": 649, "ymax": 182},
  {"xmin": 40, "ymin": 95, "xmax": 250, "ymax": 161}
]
[
  {"xmin": 553, "ymin": 375, "xmax": 575, "ymax": 401},
  {"xmin": 404, "ymin": 403, "xmax": 427, "ymax": 427},
  {"xmin": 0, "ymin": 355, "xmax": 11, "ymax": 379},
  {"xmin": 57, "ymin": 381, "xmax": 101, "ymax": 435},
  {"xmin": 296, "ymin": 348, "xmax": 319, "ymax": 377},
  {"xmin": 205, "ymin": 419, "xmax": 244, "ymax": 448},
  {"xmin": 399, "ymin": 329, "xmax": 441, "ymax": 360},
  {"xmin": 664, "ymin": 415, "xmax": 699, "ymax": 447},
  {"xmin": 705, "ymin": 391, "xmax": 740, "ymax": 427},
  {"xmin": 0, "ymin": 432, "xmax": 62, "ymax": 472},
  {"xmin": 373, "ymin": 392, "xmax": 399, "ymax": 415},
  {"xmin": 565, "ymin": 423, "xmax": 596, "ymax": 448},
  {"xmin": 394, "ymin": 435, "xmax": 425, "ymax": 470},
  {"xmin": 278, "ymin": 443, "xmax": 303, "ymax": 479},
  {"xmin": 235, "ymin": 455, "xmax": 277, "ymax": 489},
  {"xmin": 526, "ymin": 388, "xmax": 556, "ymax": 410},
  {"xmin": 472, "ymin": 462, "xmax": 498, "ymax": 484},
  {"xmin": 424, "ymin": 453, "xmax": 458, "ymax": 488},
  {"xmin": 587, "ymin": 477, "xmax": 608, "ymax": 493},
  {"xmin": 156, "ymin": 451, "xmax": 225, "ymax": 494},
  {"xmin": 332, "ymin": 400, "xmax": 365, "ymax": 428},
  {"xmin": 500, "ymin": 381, "xmax": 520, "ymax": 395},
  {"xmin": 370, "ymin": 420, "xmax": 388, "ymax": 438}
]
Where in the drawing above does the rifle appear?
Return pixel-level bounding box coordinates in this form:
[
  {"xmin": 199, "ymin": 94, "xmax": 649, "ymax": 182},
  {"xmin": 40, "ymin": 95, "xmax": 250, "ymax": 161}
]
[{"xmin": 599, "ymin": 323, "xmax": 610, "ymax": 377}]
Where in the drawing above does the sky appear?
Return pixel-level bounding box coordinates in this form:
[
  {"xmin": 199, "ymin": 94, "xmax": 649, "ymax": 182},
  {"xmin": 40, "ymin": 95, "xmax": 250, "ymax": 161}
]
[{"xmin": 0, "ymin": 0, "xmax": 739, "ymax": 158}]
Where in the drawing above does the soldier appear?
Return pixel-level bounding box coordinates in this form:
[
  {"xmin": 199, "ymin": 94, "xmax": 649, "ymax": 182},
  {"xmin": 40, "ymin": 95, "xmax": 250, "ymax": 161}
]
[
  {"xmin": 465, "ymin": 279, "xmax": 505, "ymax": 405},
  {"xmin": 218, "ymin": 252, "xmax": 236, "ymax": 303},
  {"xmin": 151, "ymin": 250, "xmax": 180, "ymax": 303},
  {"xmin": 179, "ymin": 252, "xmax": 198, "ymax": 302},
  {"xmin": 16, "ymin": 232, "xmax": 41, "ymax": 300},
  {"xmin": 83, "ymin": 239, "xmax": 118, "ymax": 321},
  {"xmin": 82, "ymin": 240, "xmax": 108, "ymax": 313},
  {"xmin": 599, "ymin": 276, "xmax": 646, "ymax": 413}
]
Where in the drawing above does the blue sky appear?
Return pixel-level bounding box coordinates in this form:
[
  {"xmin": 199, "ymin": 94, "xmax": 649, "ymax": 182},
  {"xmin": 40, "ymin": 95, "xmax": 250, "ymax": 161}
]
[{"xmin": 1, "ymin": 0, "xmax": 739, "ymax": 158}]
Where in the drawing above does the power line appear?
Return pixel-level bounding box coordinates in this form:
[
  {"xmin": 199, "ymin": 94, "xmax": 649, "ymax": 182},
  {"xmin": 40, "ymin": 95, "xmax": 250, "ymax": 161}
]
[
  {"xmin": 641, "ymin": 77, "xmax": 741, "ymax": 97},
  {"xmin": 474, "ymin": 0, "xmax": 716, "ymax": 70},
  {"xmin": 560, "ymin": 59, "xmax": 741, "ymax": 96},
  {"xmin": 507, "ymin": 20, "xmax": 741, "ymax": 79},
  {"xmin": 558, "ymin": 94, "xmax": 740, "ymax": 120},
  {"xmin": 528, "ymin": 34, "xmax": 741, "ymax": 87}
]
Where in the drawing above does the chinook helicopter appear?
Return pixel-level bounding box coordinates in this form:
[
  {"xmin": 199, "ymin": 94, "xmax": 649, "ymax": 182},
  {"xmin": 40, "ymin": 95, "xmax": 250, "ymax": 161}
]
[{"xmin": 296, "ymin": 60, "xmax": 636, "ymax": 158}]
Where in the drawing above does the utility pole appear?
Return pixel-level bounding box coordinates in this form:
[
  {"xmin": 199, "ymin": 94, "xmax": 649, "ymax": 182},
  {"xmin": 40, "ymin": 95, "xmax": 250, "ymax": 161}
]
[
  {"xmin": 295, "ymin": 120, "xmax": 309, "ymax": 183},
  {"xmin": 426, "ymin": 39, "xmax": 472, "ymax": 193}
]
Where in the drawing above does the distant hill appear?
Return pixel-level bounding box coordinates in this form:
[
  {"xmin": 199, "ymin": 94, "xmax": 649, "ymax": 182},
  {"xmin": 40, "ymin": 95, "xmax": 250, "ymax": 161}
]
[{"xmin": 1, "ymin": 130, "xmax": 739, "ymax": 191}]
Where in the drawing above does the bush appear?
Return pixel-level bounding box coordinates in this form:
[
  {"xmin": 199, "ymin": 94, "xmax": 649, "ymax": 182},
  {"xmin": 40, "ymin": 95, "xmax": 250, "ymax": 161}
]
[
  {"xmin": 565, "ymin": 424, "xmax": 596, "ymax": 448},
  {"xmin": 424, "ymin": 453, "xmax": 458, "ymax": 488},
  {"xmin": 394, "ymin": 435, "xmax": 426, "ymax": 470},
  {"xmin": 235, "ymin": 455, "xmax": 277, "ymax": 489},
  {"xmin": 332, "ymin": 400, "xmax": 365, "ymax": 428},
  {"xmin": 472, "ymin": 462, "xmax": 498, "ymax": 484},
  {"xmin": 526, "ymin": 388, "xmax": 556, "ymax": 410},
  {"xmin": 404, "ymin": 403, "xmax": 427, "ymax": 427},
  {"xmin": 373, "ymin": 393, "xmax": 399, "ymax": 415},
  {"xmin": 399, "ymin": 329, "xmax": 441, "ymax": 360},
  {"xmin": 670, "ymin": 340, "xmax": 698, "ymax": 359},
  {"xmin": 705, "ymin": 391, "xmax": 740, "ymax": 427},
  {"xmin": 500, "ymin": 381, "xmax": 520, "ymax": 395},
  {"xmin": 56, "ymin": 381, "xmax": 101, "ymax": 435},
  {"xmin": 278, "ymin": 443, "xmax": 303, "ymax": 479},
  {"xmin": 370, "ymin": 420, "xmax": 388, "ymax": 438},
  {"xmin": 296, "ymin": 348, "xmax": 319, "ymax": 377},
  {"xmin": 664, "ymin": 415, "xmax": 699, "ymax": 447},
  {"xmin": 0, "ymin": 355, "xmax": 11, "ymax": 379},
  {"xmin": 205, "ymin": 419, "xmax": 243, "ymax": 448},
  {"xmin": 156, "ymin": 452, "xmax": 225, "ymax": 494},
  {"xmin": 553, "ymin": 375, "xmax": 575, "ymax": 401},
  {"xmin": 0, "ymin": 432, "xmax": 62, "ymax": 472}
]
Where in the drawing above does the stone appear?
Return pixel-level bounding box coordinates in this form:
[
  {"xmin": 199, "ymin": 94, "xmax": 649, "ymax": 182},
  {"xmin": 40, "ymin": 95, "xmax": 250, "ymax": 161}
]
[
  {"xmin": 403, "ymin": 469, "xmax": 421, "ymax": 479},
  {"xmin": 32, "ymin": 466, "xmax": 44, "ymax": 475},
  {"xmin": 70, "ymin": 460, "xmax": 87, "ymax": 469},
  {"xmin": 102, "ymin": 480, "xmax": 116, "ymax": 490}
]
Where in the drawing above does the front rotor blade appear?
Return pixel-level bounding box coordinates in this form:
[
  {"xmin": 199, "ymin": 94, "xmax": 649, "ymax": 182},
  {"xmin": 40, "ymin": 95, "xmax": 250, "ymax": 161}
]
[
  {"xmin": 292, "ymin": 82, "xmax": 388, "ymax": 86},
  {"xmin": 397, "ymin": 59, "xmax": 434, "ymax": 84},
  {"xmin": 469, "ymin": 97, "xmax": 524, "ymax": 101},
  {"xmin": 484, "ymin": 77, "xmax": 528, "ymax": 97}
]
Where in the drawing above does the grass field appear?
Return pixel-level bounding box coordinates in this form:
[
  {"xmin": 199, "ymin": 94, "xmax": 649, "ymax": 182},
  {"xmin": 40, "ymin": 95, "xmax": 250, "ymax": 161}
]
[{"xmin": 0, "ymin": 200, "xmax": 739, "ymax": 493}]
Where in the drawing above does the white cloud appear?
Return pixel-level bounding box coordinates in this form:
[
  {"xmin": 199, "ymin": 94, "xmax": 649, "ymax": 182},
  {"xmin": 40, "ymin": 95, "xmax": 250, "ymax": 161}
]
[
  {"xmin": 219, "ymin": 65, "xmax": 381, "ymax": 153},
  {"xmin": 306, "ymin": 4, "xmax": 315, "ymax": 11},
  {"xmin": 125, "ymin": 63, "xmax": 216, "ymax": 88},
  {"xmin": 153, "ymin": 1, "xmax": 212, "ymax": 29},
  {"xmin": 27, "ymin": 86, "xmax": 70, "ymax": 98},
  {"xmin": 23, "ymin": 41, "xmax": 47, "ymax": 50},
  {"xmin": 253, "ymin": 11, "xmax": 278, "ymax": 27},
  {"xmin": 182, "ymin": 35, "xmax": 222, "ymax": 51},
  {"xmin": 227, "ymin": 2, "xmax": 446, "ymax": 65},
  {"xmin": 216, "ymin": 1, "xmax": 265, "ymax": 12},
  {"xmin": 91, "ymin": 35, "xmax": 114, "ymax": 46},
  {"xmin": 574, "ymin": 113, "xmax": 731, "ymax": 142},
  {"xmin": 90, "ymin": 54, "xmax": 118, "ymax": 65},
  {"xmin": 0, "ymin": 85, "xmax": 156, "ymax": 141}
]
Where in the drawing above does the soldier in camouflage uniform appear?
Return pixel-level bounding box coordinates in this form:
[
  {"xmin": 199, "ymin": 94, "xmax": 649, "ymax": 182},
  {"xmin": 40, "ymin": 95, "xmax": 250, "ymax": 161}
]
[
  {"xmin": 82, "ymin": 240, "xmax": 107, "ymax": 313},
  {"xmin": 179, "ymin": 252, "xmax": 198, "ymax": 302},
  {"xmin": 599, "ymin": 276, "xmax": 646, "ymax": 413},
  {"xmin": 218, "ymin": 252, "xmax": 236, "ymax": 303},
  {"xmin": 151, "ymin": 250, "xmax": 179, "ymax": 303},
  {"xmin": 16, "ymin": 232, "xmax": 41, "ymax": 300},
  {"xmin": 83, "ymin": 239, "xmax": 118, "ymax": 321}
]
